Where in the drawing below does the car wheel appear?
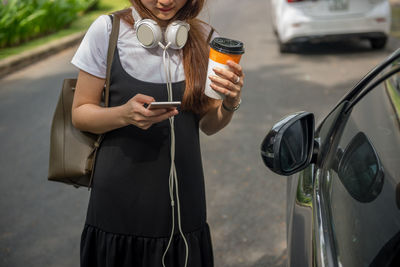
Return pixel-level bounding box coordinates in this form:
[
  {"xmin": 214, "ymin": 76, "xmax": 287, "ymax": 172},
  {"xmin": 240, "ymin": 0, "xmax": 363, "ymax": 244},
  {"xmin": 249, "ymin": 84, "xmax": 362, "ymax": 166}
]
[
  {"xmin": 279, "ymin": 41, "xmax": 293, "ymax": 53},
  {"xmin": 370, "ymin": 37, "xmax": 387, "ymax": 50}
]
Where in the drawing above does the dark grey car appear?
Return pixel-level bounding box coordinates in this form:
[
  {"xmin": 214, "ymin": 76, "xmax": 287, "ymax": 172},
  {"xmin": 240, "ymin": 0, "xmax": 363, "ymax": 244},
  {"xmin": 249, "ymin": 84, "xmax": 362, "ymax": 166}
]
[{"xmin": 261, "ymin": 49, "xmax": 400, "ymax": 267}]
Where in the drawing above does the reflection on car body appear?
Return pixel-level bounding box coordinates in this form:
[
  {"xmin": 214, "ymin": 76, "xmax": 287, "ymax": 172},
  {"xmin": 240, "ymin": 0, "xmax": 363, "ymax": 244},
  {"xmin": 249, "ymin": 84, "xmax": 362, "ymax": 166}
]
[
  {"xmin": 336, "ymin": 132, "xmax": 384, "ymax": 203},
  {"xmin": 260, "ymin": 49, "xmax": 400, "ymax": 266}
]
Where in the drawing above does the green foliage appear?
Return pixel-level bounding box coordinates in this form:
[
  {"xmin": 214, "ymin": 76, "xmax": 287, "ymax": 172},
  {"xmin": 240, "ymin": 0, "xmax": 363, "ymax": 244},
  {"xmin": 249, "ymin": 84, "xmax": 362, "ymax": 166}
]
[
  {"xmin": 392, "ymin": 5, "xmax": 400, "ymax": 38},
  {"xmin": 0, "ymin": 0, "xmax": 98, "ymax": 48}
]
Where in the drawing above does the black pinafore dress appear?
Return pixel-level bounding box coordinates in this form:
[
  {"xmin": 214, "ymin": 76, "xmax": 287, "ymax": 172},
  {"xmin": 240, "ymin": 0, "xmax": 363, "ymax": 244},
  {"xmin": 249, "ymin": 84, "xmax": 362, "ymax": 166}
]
[{"xmin": 80, "ymin": 49, "xmax": 214, "ymax": 267}]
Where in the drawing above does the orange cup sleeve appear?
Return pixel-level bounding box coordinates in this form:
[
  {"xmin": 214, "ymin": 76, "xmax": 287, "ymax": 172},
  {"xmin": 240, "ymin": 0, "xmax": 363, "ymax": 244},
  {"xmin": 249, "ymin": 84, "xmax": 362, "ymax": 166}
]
[{"xmin": 209, "ymin": 48, "xmax": 242, "ymax": 64}]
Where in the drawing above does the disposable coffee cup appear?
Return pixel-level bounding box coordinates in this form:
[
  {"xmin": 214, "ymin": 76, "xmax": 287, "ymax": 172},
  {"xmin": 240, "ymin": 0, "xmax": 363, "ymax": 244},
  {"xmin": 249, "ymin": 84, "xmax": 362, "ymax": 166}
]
[{"xmin": 205, "ymin": 37, "xmax": 245, "ymax": 100}]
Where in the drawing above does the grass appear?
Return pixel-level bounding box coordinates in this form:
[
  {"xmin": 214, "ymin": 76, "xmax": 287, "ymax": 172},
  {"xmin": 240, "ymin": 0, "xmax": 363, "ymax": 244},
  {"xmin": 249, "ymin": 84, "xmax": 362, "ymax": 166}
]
[
  {"xmin": 0, "ymin": 0, "xmax": 129, "ymax": 60},
  {"xmin": 392, "ymin": 5, "xmax": 400, "ymax": 38}
]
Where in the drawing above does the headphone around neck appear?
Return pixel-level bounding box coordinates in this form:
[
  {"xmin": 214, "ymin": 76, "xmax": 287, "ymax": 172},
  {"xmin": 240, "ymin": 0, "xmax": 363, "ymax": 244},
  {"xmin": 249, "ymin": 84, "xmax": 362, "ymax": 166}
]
[{"xmin": 131, "ymin": 7, "xmax": 190, "ymax": 49}]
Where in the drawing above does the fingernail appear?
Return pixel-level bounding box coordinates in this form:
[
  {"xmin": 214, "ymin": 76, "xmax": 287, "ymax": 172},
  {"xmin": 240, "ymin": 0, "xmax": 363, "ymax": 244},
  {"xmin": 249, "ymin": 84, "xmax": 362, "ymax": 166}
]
[{"xmin": 213, "ymin": 67, "xmax": 222, "ymax": 72}]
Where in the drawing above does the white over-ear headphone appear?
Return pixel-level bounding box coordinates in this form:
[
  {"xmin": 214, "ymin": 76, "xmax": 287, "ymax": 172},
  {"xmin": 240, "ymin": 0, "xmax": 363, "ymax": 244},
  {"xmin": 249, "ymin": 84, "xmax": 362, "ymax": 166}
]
[{"xmin": 131, "ymin": 7, "xmax": 190, "ymax": 49}]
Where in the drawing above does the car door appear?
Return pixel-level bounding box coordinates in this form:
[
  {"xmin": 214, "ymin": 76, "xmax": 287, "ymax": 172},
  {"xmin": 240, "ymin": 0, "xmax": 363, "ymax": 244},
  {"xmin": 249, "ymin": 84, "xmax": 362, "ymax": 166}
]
[
  {"xmin": 261, "ymin": 50, "xmax": 400, "ymax": 266},
  {"xmin": 285, "ymin": 99, "xmax": 350, "ymax": 267},
  {"xmin": 318, "ymin": 62, "xmax": 400, "ymax": 266}
]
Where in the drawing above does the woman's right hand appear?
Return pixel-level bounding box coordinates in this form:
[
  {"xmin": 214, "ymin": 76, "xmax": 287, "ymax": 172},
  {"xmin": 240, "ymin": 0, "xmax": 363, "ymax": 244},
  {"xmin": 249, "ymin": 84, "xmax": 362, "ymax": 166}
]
[{"xmin": 122, "ymin": 94, "xmax": 178, "ymax": 130}]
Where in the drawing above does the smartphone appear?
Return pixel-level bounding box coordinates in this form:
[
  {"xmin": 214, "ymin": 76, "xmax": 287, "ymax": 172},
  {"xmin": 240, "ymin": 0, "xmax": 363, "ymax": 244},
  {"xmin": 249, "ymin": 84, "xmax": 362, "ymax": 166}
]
[{"xmin": 147, "ymin": 101, "xmax": 181, "ymax": 110}]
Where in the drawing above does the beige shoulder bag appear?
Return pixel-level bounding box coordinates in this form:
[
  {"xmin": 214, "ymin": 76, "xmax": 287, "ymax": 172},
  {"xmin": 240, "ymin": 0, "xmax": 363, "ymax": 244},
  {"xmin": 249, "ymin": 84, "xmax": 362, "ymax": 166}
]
[{"xmin": 48, "ymin": 15, "xmax": 120, "ymax": 188}]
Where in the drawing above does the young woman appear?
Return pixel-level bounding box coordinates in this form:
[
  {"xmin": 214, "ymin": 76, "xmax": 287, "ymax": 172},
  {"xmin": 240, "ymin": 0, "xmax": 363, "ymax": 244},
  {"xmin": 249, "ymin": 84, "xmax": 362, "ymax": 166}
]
[{"xmin": 71, "ymin": 0, "xmax": 244, "ymax": 266}]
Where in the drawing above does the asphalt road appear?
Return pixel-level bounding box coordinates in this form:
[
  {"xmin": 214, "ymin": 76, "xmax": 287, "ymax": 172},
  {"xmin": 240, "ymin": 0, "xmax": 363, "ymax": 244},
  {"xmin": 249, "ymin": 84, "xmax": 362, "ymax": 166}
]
[{"xmin": 1, "ymin": 0, "xmax": 399, "ymax": 266}]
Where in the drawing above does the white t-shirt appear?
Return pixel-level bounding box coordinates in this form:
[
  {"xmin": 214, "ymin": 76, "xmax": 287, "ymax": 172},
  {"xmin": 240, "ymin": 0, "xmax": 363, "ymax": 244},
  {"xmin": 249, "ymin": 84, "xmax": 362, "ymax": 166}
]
[{"xmin": 71, "ymin": 14, "xmax": 216, "ymax": 84}]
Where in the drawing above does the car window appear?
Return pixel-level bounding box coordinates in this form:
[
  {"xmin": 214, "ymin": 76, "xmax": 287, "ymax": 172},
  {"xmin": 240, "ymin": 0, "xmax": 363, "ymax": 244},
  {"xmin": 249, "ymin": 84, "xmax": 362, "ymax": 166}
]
[{"xmin": 322, "ymin": 69, "xmax": 400, "ymax": 267}]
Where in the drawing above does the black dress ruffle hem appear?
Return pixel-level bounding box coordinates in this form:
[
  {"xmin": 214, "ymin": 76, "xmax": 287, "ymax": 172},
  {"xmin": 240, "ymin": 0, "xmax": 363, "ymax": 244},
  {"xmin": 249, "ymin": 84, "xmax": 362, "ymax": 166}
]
[{"xmin": 81, "ymin": 223, "xmax": 214, "ymax": 267}]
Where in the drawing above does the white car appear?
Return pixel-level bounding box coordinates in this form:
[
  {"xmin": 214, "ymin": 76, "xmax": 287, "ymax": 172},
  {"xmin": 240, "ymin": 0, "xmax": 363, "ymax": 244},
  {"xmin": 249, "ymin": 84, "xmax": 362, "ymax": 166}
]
[{"xmin": 270, "ymin": 0, "xmax": 391, "ymax": 52}]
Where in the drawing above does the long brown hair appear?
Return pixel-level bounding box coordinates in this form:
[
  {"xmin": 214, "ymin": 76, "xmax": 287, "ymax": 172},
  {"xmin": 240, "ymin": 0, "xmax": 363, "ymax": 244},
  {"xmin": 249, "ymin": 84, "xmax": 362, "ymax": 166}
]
[{"xmin": 114, "ymin": 0, "xmax": 213, "ymax": 114}]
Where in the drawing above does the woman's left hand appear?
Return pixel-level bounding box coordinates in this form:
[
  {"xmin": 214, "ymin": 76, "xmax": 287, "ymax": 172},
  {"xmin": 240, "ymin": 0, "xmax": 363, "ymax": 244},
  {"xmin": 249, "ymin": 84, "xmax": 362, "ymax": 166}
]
[{"xmin": 208, "ymin": 60, "xmax": 244, "ymax": 110}]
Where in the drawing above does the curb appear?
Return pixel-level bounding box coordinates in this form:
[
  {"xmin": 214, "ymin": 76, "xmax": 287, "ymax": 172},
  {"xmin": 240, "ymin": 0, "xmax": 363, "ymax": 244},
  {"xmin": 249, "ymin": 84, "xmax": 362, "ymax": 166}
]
[{"xmin": 0, "ymin": 31, "xmax": 85, "ymax": 79}]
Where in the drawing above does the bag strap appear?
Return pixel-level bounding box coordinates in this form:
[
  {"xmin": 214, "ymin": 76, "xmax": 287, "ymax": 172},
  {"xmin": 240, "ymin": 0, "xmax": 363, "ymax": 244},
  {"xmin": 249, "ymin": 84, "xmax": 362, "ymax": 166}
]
[
  {"xmin": 88, "ymin": 14, "xmax": 120, "ymax": 189},
  {"xmin": 206, "ymin": 26, "xmax": 215, "ymax": 44},
  {"xmin": 105, "ymin": 14, "xmax": 120, "ymax": 107}
]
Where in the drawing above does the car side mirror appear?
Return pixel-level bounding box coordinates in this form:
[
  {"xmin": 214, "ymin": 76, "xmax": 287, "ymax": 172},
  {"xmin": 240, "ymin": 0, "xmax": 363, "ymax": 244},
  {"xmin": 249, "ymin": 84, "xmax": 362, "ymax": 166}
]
[{"xmin": 260, "ymin": 112, "xmax": 316, "ymax": 176}]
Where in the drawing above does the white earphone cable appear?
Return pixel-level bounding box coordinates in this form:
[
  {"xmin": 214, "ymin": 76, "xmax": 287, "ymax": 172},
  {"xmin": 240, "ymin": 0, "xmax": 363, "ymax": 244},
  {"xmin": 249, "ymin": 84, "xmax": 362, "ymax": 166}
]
[
  {"xmin": 131, "ymin": 7, "xmax": 190, "ymax": 265},
  {"xmin": 160, "ymin": 42, "xmax": 189, "ymax": 267}
]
